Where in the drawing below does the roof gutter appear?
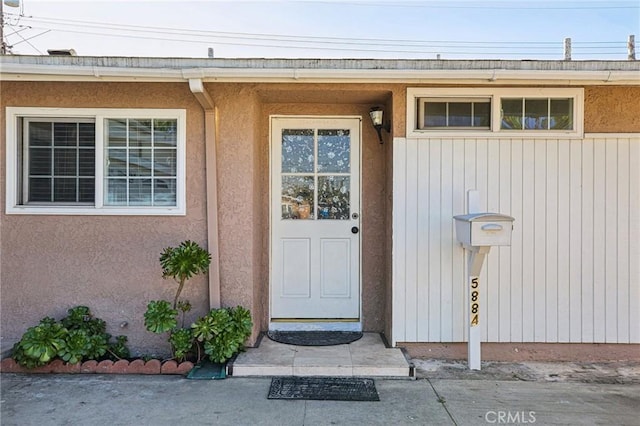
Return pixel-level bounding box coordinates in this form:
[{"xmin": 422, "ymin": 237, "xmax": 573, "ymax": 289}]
[{"xmin": 1, "ymin": 63, "xmax": 639, "ymax": 84}]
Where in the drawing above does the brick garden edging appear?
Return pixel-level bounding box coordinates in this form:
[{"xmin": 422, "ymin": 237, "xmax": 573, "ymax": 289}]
[{"xmin": 0, "ymin": 358, "xmax": 194, "ymax": 375}]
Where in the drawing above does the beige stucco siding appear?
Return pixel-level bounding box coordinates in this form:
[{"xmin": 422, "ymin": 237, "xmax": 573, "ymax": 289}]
[
  {"xmin": 584, "ymin": 86, "xmax": 640, "ymax": 133},
  {"xmin": 0, "ymin": 82, "xmax": 209, "ymax": 355}
]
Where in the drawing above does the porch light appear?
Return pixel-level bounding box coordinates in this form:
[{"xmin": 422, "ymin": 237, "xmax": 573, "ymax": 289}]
[{"xmin": 369, "ymin": 106, "xmax": 390, "ymax": 143}]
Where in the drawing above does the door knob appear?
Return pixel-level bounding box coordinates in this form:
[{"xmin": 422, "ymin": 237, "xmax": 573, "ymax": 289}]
[{"xmin": 351, "ymin": 226, "xmax": 359, "ymax": 234}]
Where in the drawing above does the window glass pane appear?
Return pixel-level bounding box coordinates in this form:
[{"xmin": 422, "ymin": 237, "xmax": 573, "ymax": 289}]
[
  {"xmin": 129, "ymin": 119, "xmax": 152, "ymax": 147},
  {"xmin": 29, "ymin": 177, "xmax": 51, "ymax": 201},
  {"xmin": 153, "ymin": 120, "xmax": 177, "ymax": 147},
  {"xmin": 550, "ymin": 98, "xmax": 573, "ymax": 130},
  {"xmin": 29, "ymin": 122, "xmax": 52, "ymax": 146},
  {"xmin": 154, "ymin": 179, "xmax": 176, "ymax": 205},
  {"xmin": 107, "ymin": 149, "xmax": 127, "ymax": 176},
  {"xmin": 281, "ymin": 175, "xmax": 314, "ymax": 220},
  {"xmin": 128, "ymin": 148, "xmax": 152, "ymax": 177},
  {"xmin": 54, "ymin": 149, "xmax": 77, "ymax": 176},
  {"xmin": 29, "ymin": 148, "xmax": 52, "ymax": 176},
  {"xmin": 282, "ymin": 129, "xmax": 314, "ymax": 173},
  {"xmin": 107, "ymin": 119, "xmax": 127, "ymax": 147},
  {"xmin": 318, "ymin": 129, "xmax": 350, "ymax": 173},
  {"xmin": 501, "ymin": 98, "xmax": 523, "ymax": 129},
  {"xmin": 106, "ymin": 178, "xmax": 127, "ymax": 205},
  {"xmin": 104, "ymin": 118, "xmax": 178, "ymax": 207},
  {"xmin": 424, "ymin": 102, "xmax": 446, "ymax": 127},
  {"xmin": 27, "ymin": 120, "xmax": 95, "ymax": 204},
  {"xmin": 448, "ymin": 102, "xmax": 472, "ymax": 126},
  {"xmin": 79, "ymin": 178, "xmax": 95, "ymax": 202},
  {"xmin": 53, "ymin": 123, "xmax": 77, "ymax": 147},
  {"xmin": 474, "ymin": 102, "xmax": 491, "ymax": 127},
  {"xmin": 317, "ymin": 176, "xmax": 350, "ymax": 220},
  {"xmin": 524, "ymin": 99, "xmax": 548, "ymax": 129},
  {"xmin": 154, "ymin": 149, "xmax": 177, "ymax": 177},
  {"xmin": 79, "ymin": 149, "xmax": 95, "ymax": 176},
  {"xmin": 53, "ymin": 178, "xmax": 77, "ymax": 202},
  {"xmin": 129, "ymin": 179, "xmax": 152, "ymax": 206},
  {"xmin": 79, "ymin": 123, "xmax": 95, "ymax": 147}
]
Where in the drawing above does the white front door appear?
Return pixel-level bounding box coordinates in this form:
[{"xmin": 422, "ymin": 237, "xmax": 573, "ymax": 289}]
[{"xmin": 271, "ymin": 117, "xmax": 361, "ymax": 321}]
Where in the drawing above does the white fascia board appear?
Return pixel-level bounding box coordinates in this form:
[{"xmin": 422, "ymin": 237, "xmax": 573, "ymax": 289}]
[{"xmin": 1, "ymin": 62, "xmax": 639, "ymax": 84}]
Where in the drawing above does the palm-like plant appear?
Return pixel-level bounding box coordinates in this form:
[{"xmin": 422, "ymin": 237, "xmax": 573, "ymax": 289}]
[{"xmin": 159, "ymin": 240, "xmax": 211, "ymax": 309}]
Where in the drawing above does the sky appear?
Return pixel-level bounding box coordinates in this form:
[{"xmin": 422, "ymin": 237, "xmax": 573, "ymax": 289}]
[{"xmin": 2, "ymin": 0, "xmax": 639, "ymax": 60}]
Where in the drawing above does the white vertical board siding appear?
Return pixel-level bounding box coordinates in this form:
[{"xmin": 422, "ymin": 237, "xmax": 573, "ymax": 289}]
[{"xmin": 392, "ymin": 135, "xmax": 640, "ymax": 344}]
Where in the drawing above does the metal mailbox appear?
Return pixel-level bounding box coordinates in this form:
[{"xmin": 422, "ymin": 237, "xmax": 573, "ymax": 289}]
[{"xmin": 453, "ymin": 213, "xmax": 515, "ymax": 247}]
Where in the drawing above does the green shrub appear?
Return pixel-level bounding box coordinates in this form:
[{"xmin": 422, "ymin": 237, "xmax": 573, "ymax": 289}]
[
  {"xmin": 11, "ymin": 306, "xmax": 130, "ymax": 368},
  {"xmin": 144, "ymin": 300, "xmax": 178, "ymax": 334},
  {"xmin": 145, "ymin": 240, "xmax": 252, "ymax": 364}
]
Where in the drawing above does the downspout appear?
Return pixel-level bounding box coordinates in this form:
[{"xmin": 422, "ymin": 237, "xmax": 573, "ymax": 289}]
[{"xmin": 188, "ymin": 78, "xmax": 221, "ymax": 309}]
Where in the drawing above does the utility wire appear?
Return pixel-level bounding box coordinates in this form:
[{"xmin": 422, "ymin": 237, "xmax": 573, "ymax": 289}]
[
  {"xmin": 8, "ymin": 12, "xmax": 628, "ymax": 48},
  {"xmin": 12, "ymin": 24, "xmax": 627, "ymax": 56}
]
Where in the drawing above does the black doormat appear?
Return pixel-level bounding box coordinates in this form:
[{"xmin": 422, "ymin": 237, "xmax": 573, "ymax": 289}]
[
  {"xmin": 267, "ymin": 331, "xmax": 363, "ymax": 346},
  {"xmin": 268, "ymin": 377, "xmax": 379, "ymax": 401}
]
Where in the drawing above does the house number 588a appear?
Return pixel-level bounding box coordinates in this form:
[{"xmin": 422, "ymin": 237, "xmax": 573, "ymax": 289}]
[{"xmin": 470, "ymin": 277, "xmax": 479, "ymax": 327}]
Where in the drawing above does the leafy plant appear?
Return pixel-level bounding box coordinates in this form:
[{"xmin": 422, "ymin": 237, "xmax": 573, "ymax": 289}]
[
  {"xmin": 12, "ymin": 318, "xmax": 66, "ymax": 368},
  {"xmin": 195, "ymin": 306, "xmax": 253, "ymax": 364},
  {"xmin": 160, "ymin": 240, "xmax": 211, "ymax": 309},
  {"xmin": 58, "ymin": 329, "xmax": 91, "ymax": 364},
  {"xmin": 144, "ymin": 300, "xmax": 178, "ymax": 334},
  {"xmin": 145, "ymin": 240, "xmax": 251, "ymax": 364},
  {"xmin": 11, "ymin": 307, "xmax": 130, "ymax": 368},
  {"xmin": 168, "ymin": 328, "xmax": 194, "ymax": 361},
  {"xmin": 108, "ymin": 335, "xmax": 130, "ymax": 360}
]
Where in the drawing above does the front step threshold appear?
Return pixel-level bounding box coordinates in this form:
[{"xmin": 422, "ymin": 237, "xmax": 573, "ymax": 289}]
[{"xmin": 230, "ymin": 332, "xmax": 413, "ymax": 379}]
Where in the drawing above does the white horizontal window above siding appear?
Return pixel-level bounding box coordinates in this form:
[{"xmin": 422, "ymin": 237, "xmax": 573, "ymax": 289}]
[{"xmin": 407, "ymin": 88, "xmax": 584, "ymax": 139}]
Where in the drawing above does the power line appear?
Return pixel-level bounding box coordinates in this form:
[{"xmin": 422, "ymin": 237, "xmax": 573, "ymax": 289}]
[
  {"xmin": 10, "ymin": 24, "xmax": 628, "ymax": 57},
  {"xmin": 9, "ymin": 13, "xmax": 629, "ymax": 51}
]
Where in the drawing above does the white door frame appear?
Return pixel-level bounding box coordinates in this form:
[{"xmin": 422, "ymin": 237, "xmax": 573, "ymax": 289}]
[{"xmin": 269, "ymin": 115, "xmax": 363, "ymax": 332}]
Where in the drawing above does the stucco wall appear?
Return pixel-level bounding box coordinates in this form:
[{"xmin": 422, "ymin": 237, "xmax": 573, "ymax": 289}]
[
  {"xmin": 584, "ymin": 86, "xmax": 640, "ymax": 133},
  {"xmin": 0, "ymin": 82, "xmax": 209, "ymax": 356}
]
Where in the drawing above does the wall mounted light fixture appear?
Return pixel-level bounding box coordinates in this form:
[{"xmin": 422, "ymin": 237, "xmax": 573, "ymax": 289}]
[{"xmin": 369, "ymin": 106, "xmax": 390, "ymax": 143}]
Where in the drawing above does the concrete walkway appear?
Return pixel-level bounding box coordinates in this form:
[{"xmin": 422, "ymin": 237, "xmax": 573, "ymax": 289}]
[{"xmin": 2, "ymin": 373, "xmax": 638, "ymax": 425}]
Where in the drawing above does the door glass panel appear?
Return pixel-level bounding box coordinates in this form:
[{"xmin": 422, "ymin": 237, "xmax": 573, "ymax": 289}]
[
  {"xmin": 282, "ymin": 176, "xmax": 314, "ymax": 219},
  {"xmin": 318, "ymin": 129, "xmax": 350, "ymax": 173},
  {"xmin": 317, "ymin": 176, "xmax": 350, "ymax": 220},
  {"xmin": 282, "ymin": 129, "xmax": 314, "ymax": 173}
]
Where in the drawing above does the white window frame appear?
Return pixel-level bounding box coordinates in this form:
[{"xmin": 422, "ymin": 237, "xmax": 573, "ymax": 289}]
[
  {"xmin": 407, "ymin": 87, "xmax": 584, "ymax": 139},
  {"xmin": 6, "ymin": 107, "xmax": 187, "ymax": 215}
]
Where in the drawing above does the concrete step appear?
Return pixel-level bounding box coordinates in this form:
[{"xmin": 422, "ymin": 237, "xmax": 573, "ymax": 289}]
[{"xmin": 230, "ymin": 333, "xmax": 413, "ymax": 378}]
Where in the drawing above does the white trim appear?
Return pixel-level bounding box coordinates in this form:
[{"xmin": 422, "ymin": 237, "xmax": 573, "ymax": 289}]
[
  {"xmin": 269, "ymin": 115, "xmax": 363, "ymax": 327},
  {"xmin": 268, "ymin": 321, "xmax": 362, "ymax": 332},
  {"xmin": 407, "ymin": 88, "xmax": 584, "ymax": 139},
  {"xmin": 5, "ymin": 107, "xmax": 186, "ymax": 216},
  {"xmin": 1, "ymin": 62, "xmax": 639, "ymax": 84}
]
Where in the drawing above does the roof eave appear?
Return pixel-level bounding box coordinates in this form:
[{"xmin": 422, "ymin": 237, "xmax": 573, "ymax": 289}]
[{"xmin": 1, "ymin": 63, "xmax": 639, "ymax": 85}]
